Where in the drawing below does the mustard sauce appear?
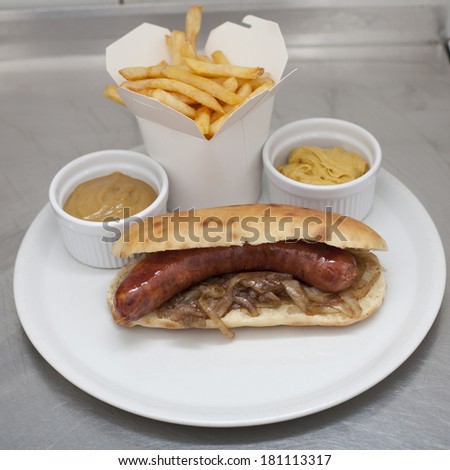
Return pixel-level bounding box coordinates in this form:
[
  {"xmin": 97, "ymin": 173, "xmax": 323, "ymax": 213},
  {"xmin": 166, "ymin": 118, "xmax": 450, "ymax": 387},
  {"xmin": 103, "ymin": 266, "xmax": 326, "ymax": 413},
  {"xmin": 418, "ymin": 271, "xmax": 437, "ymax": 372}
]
[
  {"xmin": 277, "ymin": 146, "xmax": 368, "ymax": 185},
  {"xmin": 64, "ymin": 172, "xmax": 158, "ymax": 222}
]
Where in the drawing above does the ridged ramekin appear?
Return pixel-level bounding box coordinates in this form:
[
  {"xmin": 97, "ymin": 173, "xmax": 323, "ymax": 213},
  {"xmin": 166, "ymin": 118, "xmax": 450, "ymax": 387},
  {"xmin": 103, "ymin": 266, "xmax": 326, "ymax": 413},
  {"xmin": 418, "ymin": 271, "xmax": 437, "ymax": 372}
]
[
  {"xmin": 262, "ymin": 118, "xmax": 382, "ymax": 220},
  {"xmin": 49, "ymin": 149, "xmax": 169, "ymax": 268}
]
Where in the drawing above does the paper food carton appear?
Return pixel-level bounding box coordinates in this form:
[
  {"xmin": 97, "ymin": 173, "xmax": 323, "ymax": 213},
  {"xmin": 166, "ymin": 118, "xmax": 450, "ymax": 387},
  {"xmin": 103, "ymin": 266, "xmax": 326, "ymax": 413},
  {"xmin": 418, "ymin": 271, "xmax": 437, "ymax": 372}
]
[{"xmin": 107, "ymin": 15, "xmax": 289, "ymax": 211}]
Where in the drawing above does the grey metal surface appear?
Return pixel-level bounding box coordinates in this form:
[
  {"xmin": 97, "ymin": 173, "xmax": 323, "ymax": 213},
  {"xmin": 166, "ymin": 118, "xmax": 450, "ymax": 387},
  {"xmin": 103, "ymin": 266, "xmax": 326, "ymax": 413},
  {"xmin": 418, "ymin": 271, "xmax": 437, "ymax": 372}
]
[{"xmin": 1, "ymin": 3, "xmax": 449, "ymax": 449}]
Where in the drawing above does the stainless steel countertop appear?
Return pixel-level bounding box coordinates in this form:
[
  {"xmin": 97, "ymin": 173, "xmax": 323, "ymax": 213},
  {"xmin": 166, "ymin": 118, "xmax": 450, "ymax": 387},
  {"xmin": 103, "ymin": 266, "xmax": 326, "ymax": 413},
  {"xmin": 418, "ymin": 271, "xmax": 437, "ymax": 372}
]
[{"xmin": 1, "ymin": 3, "xmax": 449, "ymax": 449}]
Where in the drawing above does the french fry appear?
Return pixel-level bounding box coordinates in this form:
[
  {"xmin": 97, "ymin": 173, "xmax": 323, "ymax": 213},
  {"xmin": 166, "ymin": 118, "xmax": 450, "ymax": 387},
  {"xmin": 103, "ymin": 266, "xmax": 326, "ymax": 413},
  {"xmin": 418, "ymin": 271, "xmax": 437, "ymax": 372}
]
[
  {"xmin": 169, "ymin": 92, "xmax": 197, "ymax": 105},
  {"xmin": 180, "ymin": 41, "xmax": 197, "ymax": 59},
  {"xmin": 197, "ymin": 54, "xmax": 214, "ymax": 63},
  {"xmin": 236, "ymin": 82, "xmax": 252, "ymax": 99},
  {"xmin": 103, "ymin": 84, "xmax": 125, "ymax": 106},
  {"xmin": 151, "ymin": 89, "xmax": 196, "ymax": 119},
  {"xmin": 211, "ymin": 77, "xmax": 227, "ymax": 85},
  {"xmin": 185, "ymin": 5, "xmax": 202, "ymax": 51},
  {"xmin": 183, "ymin": 58, "xmax": 264, "ymax": 79},
  {"xmin": 121, "ymin": 78, "xmax": 156, "ymax": 91},
  {"xmin": 138, "ymin": 89, "xmax": 197, "ymax": 106},
  {"xmin": 163, "ymin": 66, "xmax": 243, "ymax": 106},
  {"xmin": 222, "ymin": 77, "xmax": 239, "ymax": 92},
  {"xmin": 209, "ymin": 108, "xmax": 235, "ymax": 136},
  {"xmin": 194, "ymin": 106, "xmax": 211, "ymax": 135},
  {"xmin": 238, "ymin": 76, "xmax": 275, "ymax": 90},
  {"xmin": 119, "ymin": 61, "xmax": 168, "ymax": 81},
  {"xmin": 210, "ymin": 110, "xmax": 222, "ymax": 122},
  {"xmin": 244, "ymin": 82, "xmax": 274, "ymax": 101},
  {"xmin": 211, "ymin": 50, "xmax": 229, "ymax": 65},
  {"xmin": 136, "ymin": 88, "xmax": 154, "ymax": 98},
  {"xmin": 250, "ymin": 78, "xmax": 275, "ymax": 90},
  {"xmin": 209, "ymin": 82, "xmax": 273, "ymax": 137},
  {"xmin": 169, "ymin": 30, "xmax": 186, "ymax": 65},
  {"xmin": 127, "ymin": 77, "xmax": 224, "ymax": 114},
  {"xmin": 120, "ymin": 67, "xmax": 152, "ymax": 81}
]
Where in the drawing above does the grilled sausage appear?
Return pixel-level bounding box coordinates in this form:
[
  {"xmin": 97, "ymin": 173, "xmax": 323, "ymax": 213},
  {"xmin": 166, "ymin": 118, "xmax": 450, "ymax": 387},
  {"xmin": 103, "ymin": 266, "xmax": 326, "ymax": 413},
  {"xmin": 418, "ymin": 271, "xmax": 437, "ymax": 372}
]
[{"xmin": 114, "ymin": 241, "xmax": 358, "ymax": 321}]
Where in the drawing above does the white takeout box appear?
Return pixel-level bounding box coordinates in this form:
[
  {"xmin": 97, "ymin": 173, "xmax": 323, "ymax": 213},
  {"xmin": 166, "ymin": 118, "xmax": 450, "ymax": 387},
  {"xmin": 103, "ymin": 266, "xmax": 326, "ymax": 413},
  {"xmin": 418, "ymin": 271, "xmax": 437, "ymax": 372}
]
[{"xmin": 106, "ymin": 15, "xmax": 290, "ymax": 211}]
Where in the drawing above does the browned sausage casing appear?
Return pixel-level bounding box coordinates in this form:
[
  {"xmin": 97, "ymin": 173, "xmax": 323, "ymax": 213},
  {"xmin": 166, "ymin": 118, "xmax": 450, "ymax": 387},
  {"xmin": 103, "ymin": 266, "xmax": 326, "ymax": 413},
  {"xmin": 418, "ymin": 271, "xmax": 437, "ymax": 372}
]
[{"xmin": 114, "ymin": 241, "xmax": 358, "ymax": 321}]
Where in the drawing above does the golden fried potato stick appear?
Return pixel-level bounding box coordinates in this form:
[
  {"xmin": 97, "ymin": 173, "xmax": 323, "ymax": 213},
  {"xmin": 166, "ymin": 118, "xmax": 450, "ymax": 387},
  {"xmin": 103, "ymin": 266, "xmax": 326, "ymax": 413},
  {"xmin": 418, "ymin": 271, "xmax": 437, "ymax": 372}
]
[
  {"xmin": 151, "ymin": 89, "xmax": 196, "ymax": 119},
  {"xmin": 197, "ymin": 54, "xmax": 214, "ymax": 63},
  {"xmin": 236, "ymin": 82, "xmax": 252, "ymax": 98},
  {"xmin": 136, "ymin": 88, "xmax": 197, "ymax": 106},
  {"xmin": 183, "ymin": 58, "xmax": 264, "ymax": 79},
  {"xmin": 209, "ymin": 82, "xmax": 274, "ymax": 137},
  {"xmin": 168, "ymin": 92, "xmax": 197, "ymax": 105},
  {"xmin": 169, "ymin": 30, "xmax": 186, "ymax": 65},
  {"xmin": 121, "ymin": 79, "xmax": 154, "ymax": 90},
  {"xmin": 211, "ymin": 50, "xmax": 229, "ymax": 65},
  {"xmin": 210, "ymin": 77, "xmax": 226, "ymax": 85},
  {"xmin": 103, "ymin": 84, "xmax": 125, "ymax": 106},
  {"xmin": 248, "ymin": 77, "xmax": 275, "ymax": 90},
  {"xmin": 194, "ymin": 106, "xmax": 211, "ymax": 135},
  {"xmin": 119, "ymin": 61, "xmax": 168, "ymax": 81},
  {"xmin": 209, "ymin": 108, "xmax": 233, "ymax": 137},
  {"xmin": 125, "ymin": 77, "xmax": 224, "ymax": 114},
  {"xmin": 185, "ymin": 5, "xmax": 202, "ymax": 51},
  {"xmin": 222, "ymin": 77, "xmax": 239, "ymax": 92},
  {"xmin": 163, "ymin": 65, "xmax": 243, "ymax": 106},
  {"xmin": 245, "ymin": 81, "xmax": 274, "ymax": 99},
  {"xmin": 180, "ymin": 41, "xmax": 197, "ymax": 59},
  {"xmin": 214, "ymin": 80, "xmax": 248, "ymax": 114}
]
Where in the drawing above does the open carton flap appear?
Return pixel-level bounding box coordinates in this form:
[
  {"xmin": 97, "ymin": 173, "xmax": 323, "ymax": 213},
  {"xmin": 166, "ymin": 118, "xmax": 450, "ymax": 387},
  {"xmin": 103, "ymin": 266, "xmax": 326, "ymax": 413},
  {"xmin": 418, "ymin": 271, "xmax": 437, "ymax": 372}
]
[
  {"xmin": 106, "ymin": 16, "xmax": 290, "ymax": 140},
  {"xmin": 204, "ymin": 15, "xmax": 288, "ymax": 83},
  {"xmin": 106, "ymin": 23, "xmax": 171, "ymax": 85},
  {"xmin": 217, "ymin": 69, "xmax": 297, "ymax": 135}
]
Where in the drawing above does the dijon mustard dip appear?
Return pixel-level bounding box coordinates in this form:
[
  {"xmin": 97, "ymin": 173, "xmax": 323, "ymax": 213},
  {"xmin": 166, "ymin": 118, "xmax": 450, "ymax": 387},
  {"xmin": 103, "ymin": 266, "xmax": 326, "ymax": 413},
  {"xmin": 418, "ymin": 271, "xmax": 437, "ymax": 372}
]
[
  {"xmin": 277, "ymin": 146, "xmax": 368, "ymax": 185},
  {"xmin": 64, "ymin": 172, "xmax": 158, "ymax": 222}
]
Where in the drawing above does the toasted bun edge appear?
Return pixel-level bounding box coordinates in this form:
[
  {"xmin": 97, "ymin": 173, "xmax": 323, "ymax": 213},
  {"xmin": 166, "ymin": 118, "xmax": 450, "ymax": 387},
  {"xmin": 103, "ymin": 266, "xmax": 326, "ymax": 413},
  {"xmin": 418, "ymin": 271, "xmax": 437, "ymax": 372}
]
[{"xmin": 112, "ymin": 204, "xmax": 387, "ymax": 258}]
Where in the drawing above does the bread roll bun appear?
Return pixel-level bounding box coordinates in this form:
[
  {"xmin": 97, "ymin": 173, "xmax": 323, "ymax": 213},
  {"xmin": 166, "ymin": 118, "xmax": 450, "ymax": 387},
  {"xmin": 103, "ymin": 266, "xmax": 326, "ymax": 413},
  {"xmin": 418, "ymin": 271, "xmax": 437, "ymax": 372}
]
[
  {"xmin": 112, "ymin": 204, "xmax": 387, "ymax": 258},
  {"xmin": 107, "ymin": 204, "xmax": 387, "ymax": 334}
]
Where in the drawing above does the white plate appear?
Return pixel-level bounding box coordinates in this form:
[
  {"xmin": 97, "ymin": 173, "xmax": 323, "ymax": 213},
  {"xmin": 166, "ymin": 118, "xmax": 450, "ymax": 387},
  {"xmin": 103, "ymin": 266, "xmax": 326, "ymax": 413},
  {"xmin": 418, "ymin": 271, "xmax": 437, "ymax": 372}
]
[{"xmin": 13, "ymin": 169, "xmax": 445, "ymax": 427}]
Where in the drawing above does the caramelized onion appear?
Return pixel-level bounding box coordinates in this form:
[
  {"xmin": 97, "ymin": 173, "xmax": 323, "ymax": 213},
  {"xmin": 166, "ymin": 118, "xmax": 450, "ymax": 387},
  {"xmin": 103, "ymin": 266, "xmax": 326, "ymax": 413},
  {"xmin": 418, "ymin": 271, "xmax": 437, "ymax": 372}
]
[
  {"xmin": 339, "ymin": 292, "xmax": 362, "ymax": 317},
  {"xmin": 257, "ymin": 291, "xmax": 282, "ymax": 307},
  {"xmin": 282, "ymin": 279, "xmax": 308, "ymax": 310},
  {"xmin": 303, "ymin": 286, "xmax": 337, "ymax": 303},
  {"xmin": 198, "ymin": 297, "xmax": 235, "ymax": 339},
  {"xmin": 233, "ymin": 295, "xmax": 259, "ymax": 317},
  {"xmin": 169, "ymin": 306, "xmax": 203, "ymax": 321},
  {"xmin": 153, "ymin": 250, "xmax": 382, "ymax": 337}
]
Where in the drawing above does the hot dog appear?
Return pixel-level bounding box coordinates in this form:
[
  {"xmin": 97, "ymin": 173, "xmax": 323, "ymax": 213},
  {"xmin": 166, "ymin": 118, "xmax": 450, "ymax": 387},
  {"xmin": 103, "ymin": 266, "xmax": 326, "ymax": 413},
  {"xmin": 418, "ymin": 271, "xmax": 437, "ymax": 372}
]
[
  {"xmin": 114, "ymin": 241, "xmax": 359, "ymax": 321},
  {"xmin": 108, "ymin": 204, "xmax": 387, "ymax": 337}
]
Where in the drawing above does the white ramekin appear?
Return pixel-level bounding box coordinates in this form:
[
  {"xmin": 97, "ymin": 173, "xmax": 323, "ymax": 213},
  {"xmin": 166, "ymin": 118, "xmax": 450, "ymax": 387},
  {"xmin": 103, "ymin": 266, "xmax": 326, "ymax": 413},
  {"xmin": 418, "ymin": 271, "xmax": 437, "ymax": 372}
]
[
  {"xmin": 49, "ymin": 149, "xmax": 169, "ymax": 268},
  {"xmin": 262, "ymin": 118, "xmax": 382, "ymax": 220}
]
